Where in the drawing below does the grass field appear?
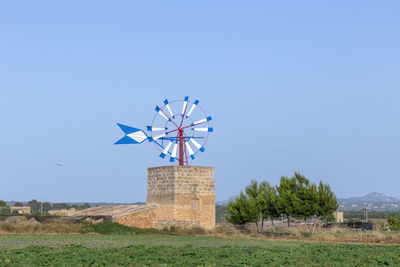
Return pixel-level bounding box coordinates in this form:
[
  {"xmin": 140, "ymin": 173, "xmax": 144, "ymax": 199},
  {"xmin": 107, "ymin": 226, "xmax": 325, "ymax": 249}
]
[{"xmin": 0, "ymin": 234, "xmax": 399, "ymax": 266}]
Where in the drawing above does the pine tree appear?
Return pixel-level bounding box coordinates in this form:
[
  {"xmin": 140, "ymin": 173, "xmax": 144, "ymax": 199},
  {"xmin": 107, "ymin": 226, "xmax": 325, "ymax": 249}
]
[
  {"xmin": 276, "ymin": 176, "xmax": 297, "ymax": 228},
  {"xmin": 314, "ymin": 181, "xmax": 338, "ymax": 231},
  {"xmin": 292, "ymin": 172, "xmax": 319, "ymax": 231},
  {"xmin": 226, "ymin": 192, "xmax": 259, "ymax": 227},
  {"xmin": 257, "ymin": 181, "xmax": 278, "ymax": 227}
]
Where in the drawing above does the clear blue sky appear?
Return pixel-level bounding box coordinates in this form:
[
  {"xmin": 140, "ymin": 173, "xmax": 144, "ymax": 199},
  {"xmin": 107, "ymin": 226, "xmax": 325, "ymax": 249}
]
[{"xmin": 1, "ymin": 1, "xmax": 399, "ymax": 203}]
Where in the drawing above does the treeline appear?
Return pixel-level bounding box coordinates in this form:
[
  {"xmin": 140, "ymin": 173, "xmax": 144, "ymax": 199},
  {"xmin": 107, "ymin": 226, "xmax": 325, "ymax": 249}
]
[
  {"xmin": 226, "ymin": 172, "xmax": 338, "ymax": 232},
  {"xmin": 0, "ymin": 200, "xmax": 91, "ymax": 214},
  {"xmin": 344, "ymin": 210, "xmax": 400, "ymax": 220},
  {"xmin": 24, "ymin": 200, "xmax": 91, "ymax": 213}
]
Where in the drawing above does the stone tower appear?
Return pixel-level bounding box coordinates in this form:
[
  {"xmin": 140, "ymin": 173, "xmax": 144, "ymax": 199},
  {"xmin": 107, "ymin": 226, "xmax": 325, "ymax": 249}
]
[{"xmin": 147, "ymin": 166, "xmax": 215, "ymax": 230}]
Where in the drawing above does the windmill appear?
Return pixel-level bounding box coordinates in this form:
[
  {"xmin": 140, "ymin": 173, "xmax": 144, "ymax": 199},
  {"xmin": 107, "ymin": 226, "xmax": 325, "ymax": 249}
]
[{"xmin": 115, "ymin": 97, "xmax": 213, "ymax": 166}]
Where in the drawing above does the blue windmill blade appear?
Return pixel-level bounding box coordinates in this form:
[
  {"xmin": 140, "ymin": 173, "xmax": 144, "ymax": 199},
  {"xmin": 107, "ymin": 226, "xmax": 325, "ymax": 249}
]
[
  {"xmin": 147, "ymin": 126, "xmax": 168, "ymax": 131},
  {"xmin": 159, "ymin": 141, "xmax": 172, "ymax": 158},
  {"xmin": 114, "ymin": 123, "xmax": 148, "ymax": 144},
  {"xmin": 169, "ymin": 142, "xmax": 178, "ymax": 162},
  {"xmin": 192, "ymin": 127, "xmax": 213, "ymax": 132},
  {"xmin": 163, "ymin": 99, "xmax": 175, "ymax": 118},
  {"xmin": 192, "ymin": 116, "xmax": 212, "ymax": 126},
  {"xmin": 186, "ymin": 99, "xmax": 199, "ymax": 118},
  {"xmin": 185, "ymin": 141, "xmax": 195, "ymax": 160},
  {"xmin": 189, "ymin": 138, "xmax": 205, "ymax": 152},
  {"xmin": 181, "ymin": 96, "xmax": 189, "ymax": 117}
]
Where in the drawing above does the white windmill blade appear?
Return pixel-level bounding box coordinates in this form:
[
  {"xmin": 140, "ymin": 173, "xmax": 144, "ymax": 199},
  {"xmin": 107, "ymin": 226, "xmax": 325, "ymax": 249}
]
[
  {"xmin": 193, "ymin": 116, "xmax": 212, "ymax": 125},
  {"xmin": 163, "ymin": 99, "xmax": 174, "ymax": 118},
  {"xmin": 181, "ymin": 96, "xmax": 189, "ymax": 115},
  {"xmin": 186, "ymin": 99, "xmax": 199, "ymax": 118},
  {"xmin": 155, "ymin": 105, "xmax": 169, "ymax": 120},
  {"xmin": 147, "ymin": 126, "xmax": 167, "ymax": 131},
  {"xmin": 193, "ymin": 127, "xmax": 213, "ymax": 132},
  {"xmin": 190, "ymin": 138, "xmax": 205, "ymax": 152},
  {"xmin": 148, "ymin": 133, "xmax": 166, "ymax": 142},
  {"xmin": 185, "ymin": 141, "xmax": 195, "ymax": 159},
  {"xmin": 170, "ymin": 142, "xmax": 178, "ymax": 162},
  {"xmin": 159, "ymin": 141, "xmax": 172, "ymax": 158}
]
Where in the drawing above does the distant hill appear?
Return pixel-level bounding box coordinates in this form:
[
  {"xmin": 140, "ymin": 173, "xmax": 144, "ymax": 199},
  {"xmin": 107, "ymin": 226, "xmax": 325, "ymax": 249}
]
[
  {"xmin": 338, "ymin": 192, "xmax": 399, "ymax": 203},
  {"xmin": 338, "ymin": 192, "xmax": 400, "ymax": 211},
  {"xmin": 216, "ymin": 195, "xmax": 239, "ymax": 206}
]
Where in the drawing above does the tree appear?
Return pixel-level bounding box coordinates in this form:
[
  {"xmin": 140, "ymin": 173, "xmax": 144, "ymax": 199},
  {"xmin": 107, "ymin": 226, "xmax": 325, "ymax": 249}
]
[
  {"xmin": 276, "ymin": 176, "xmax": 297, "ymax": 228},
  {"xmin": 245, "ymin": 180, "xmax": 260, "ymax": 200},
  {"xmin": 0, "ymin": 200, "xmax": 7, "ymax": 207},
  {"xmin": 226, "ymin": 192, "xmax": 259, "ymax": 228},
  {"xmin": 42, "ymin": 202, "xmax": 51, "ymax": 212},
  {"xmin": 0, "ymin": 200, "xmax": 10, "ymax": 215},
  {"xmin": 257, "ymin": 181, "xmax": 278, "ymax": 227},
  {"xmin": 244, "ymin": 180, "xmax": 262, "ymax": 229},
  {"xmin": 52, "ymin": 203, "xmax": 71, "ymax": 210},
  {"xmin": 316, "ymin": 182, "xmax": 338, "ymax": 221},
  {"xmin": 388, "ymin": 217, "xmax": 400, "ymax": 230},
  {"xmin": 292, "ymin": 173, "xmax": 319, "ymax": 231},
  {"xmin": 14, "ymin": 202, "xmax": 24, "ymax": 207},
  {"xmin": 28, "ymin": 200, "xmax": 40, "ymax": 212}
]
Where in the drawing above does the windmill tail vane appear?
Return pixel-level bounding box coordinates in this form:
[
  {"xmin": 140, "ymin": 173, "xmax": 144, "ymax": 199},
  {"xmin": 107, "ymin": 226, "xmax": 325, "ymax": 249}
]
[{"xmin": 115, "ymin": 96, "xmax": 213, "ymax": 166}]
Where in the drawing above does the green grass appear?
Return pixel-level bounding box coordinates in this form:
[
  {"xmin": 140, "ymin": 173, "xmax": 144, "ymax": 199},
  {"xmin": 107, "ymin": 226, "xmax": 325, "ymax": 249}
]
[{"xmin": 0, "ymin": 234, "xmax": 399, "ymax": 266}]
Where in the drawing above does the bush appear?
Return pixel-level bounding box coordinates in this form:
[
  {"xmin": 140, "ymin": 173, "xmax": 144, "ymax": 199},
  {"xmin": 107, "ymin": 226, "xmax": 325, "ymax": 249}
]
[
  {"xmin": 0, "ymin": 206, "xmax": 10, "ymax": 215},
  {"xmin": 81, "ymin": 221, "xmax": 139, "ymax": 235},
  {"xmin": 387, "ymin": 217, "xmax": 400, "ymax": 230},
  {"xmin": 0, "ymin": 200, "xmax": 7, "ymax": 207}
]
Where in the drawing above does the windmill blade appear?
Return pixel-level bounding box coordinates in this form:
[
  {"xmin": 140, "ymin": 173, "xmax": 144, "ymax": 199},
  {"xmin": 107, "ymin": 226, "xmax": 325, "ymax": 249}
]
[
  {"xmin": 147, "ymin": 126, "xmax": 167, "ymax": 131},
  {"xmin": 117, "ymin": 123, "xmax": 142, "ymax": 135},
  {"xmin": 193, "ymin": 116, "xmax": 212, "ymax": 125},
  {"xmin": 170, "ymin": 142, "xmax": 178, "ymax": 162},
  {"xmin": 181, "ymin": 96, "xmax": 189, "ymax": 116},
  {"xmin": 192, "ymin": 127, "xmax": 213, "ymax": 132},
  {"xmin": 186, "ymin": 99, "xmax": 199, "ymax": 118},
  {"xmin": 159, "ymin": 141, "xmax": 172, "ymax": 158},
  {"xmin": 185, "ymin": 141, "xmax": 195, "ymax": 159},
  {"xmin": 115, "ymin": 124, "xmax": 148, "ymax": 144},
  {"xmin": 127, "ymin": 131, "xmax": 148, "ymax": 143},
  {"xmin": 163, "ymin": 99, "xmax": 174, "ymax": 118},
  {"xmin": 148, "ymin": 133, "xmax": 166, "ymax": 142},
  {"xmin": 190, "ymin": 138, "xmax": 205, "ymax": 152},
  {"xmin": 155, "ymin": 106, "xmax": 169, "ymax": 120},
  {"xmin": 189, "ymin": 138, "xmax": 205, "ymax": 152}
]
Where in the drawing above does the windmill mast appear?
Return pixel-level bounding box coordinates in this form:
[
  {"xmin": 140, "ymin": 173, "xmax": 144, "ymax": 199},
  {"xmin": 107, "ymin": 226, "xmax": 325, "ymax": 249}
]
[{"xmin": 178, "ymin": 129, "xmax": 185, "ymax": 166}]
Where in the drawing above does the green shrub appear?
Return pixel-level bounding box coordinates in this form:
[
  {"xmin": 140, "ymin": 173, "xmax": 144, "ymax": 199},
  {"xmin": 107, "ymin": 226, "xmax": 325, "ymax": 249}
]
[
  {"xmin": 80, "ymin": 221, "xmax": 138, "ymax": 235},
  {"xmin": 387, "ymin": 217, "xmax": 400, "ymax": 230},
  {"xmin": 0, "ymin": 206, "xmax": 10, "ymax": 215}
]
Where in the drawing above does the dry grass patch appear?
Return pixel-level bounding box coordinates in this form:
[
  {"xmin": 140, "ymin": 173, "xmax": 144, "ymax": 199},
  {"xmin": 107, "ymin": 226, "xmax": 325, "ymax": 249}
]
[
  {"xmin": 211, "ymin": 225, "xmax": 400, "ymax": 244},
  {"xmin": 0, "ymin": 218, "xmax": 84, "ymax": 234}
]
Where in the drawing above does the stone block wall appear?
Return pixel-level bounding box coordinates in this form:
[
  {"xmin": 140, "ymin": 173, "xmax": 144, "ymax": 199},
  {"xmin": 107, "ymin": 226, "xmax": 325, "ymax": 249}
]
[
  {"xmin": 147, "ymin": 166, "xmax": 215, "ymax": 230},
  {"xmin": 117, "ymin": 205, "xmax": 157, "ymax": 228}
]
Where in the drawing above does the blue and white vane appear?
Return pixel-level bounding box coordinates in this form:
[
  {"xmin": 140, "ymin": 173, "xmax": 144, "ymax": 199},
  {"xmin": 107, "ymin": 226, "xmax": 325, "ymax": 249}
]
[{"xmin": 115, "ymin": 97, "xmax": 213, "ymax": 166}]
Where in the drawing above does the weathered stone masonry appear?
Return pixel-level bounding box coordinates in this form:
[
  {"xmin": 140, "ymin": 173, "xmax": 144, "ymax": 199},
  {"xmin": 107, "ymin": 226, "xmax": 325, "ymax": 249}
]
[{"xmin": 147, "ymin": 166, "xmax": 215, "ymax": 230}]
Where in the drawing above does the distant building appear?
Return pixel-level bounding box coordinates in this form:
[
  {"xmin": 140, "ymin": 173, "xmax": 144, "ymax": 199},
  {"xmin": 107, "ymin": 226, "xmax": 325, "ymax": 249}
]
[
  {"xmin": 333, "ymin": 211, "xmax": 344, "ymax": 222},
  {"xmin": 10, "ymin": 206, "xmax": 30, "ymax": 214}
]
